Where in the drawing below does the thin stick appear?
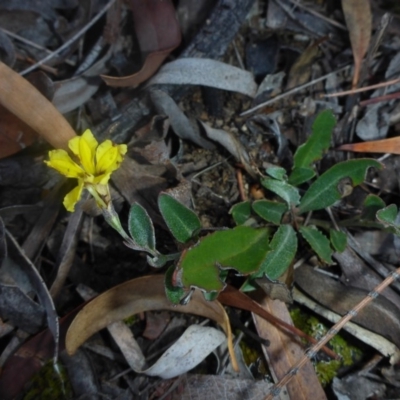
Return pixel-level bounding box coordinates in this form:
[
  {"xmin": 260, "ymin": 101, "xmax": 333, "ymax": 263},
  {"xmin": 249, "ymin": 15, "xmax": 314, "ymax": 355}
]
[
  {"xmin": 0, "ymin": 27, "xmax": 76, "ymax": 66},
  {"xmin": 265, "ymin": 266, "xmax": 400, "ymax": 399},
  {"xmin": 20, "ymin": 0, "xmax": 116, "ymax": 76},
  {"xmin": 236, "ymin": 168, "xmax": 247, "ymax": 201},
  {"xmin": 360, "ymin": 91, "xmax": 400, "ymax": 107},
  {"xmin": 286, "ymin": 0, "xmax": 347, "ymax": 30},
  {"xmin": 324, "ymin": 77, "xmax": 400, "ymax": 98},
  {"xmin": 239, "ymin": 65, "xmax": 350, "ymax": 117}
]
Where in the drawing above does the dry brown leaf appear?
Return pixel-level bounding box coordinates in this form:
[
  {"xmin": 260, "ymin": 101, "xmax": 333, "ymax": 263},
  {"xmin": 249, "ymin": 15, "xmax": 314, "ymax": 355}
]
[
  {"xmin": 341, "ymin": 0, "xmax": 372, "ymax": 87},
  {"xmin": 338, "ymin": 136, "xmax": 400, "ymax": 154},
  {"xmin": 0, "ymin": 70, "xmax": 54, "ymax": 158},
  {"xmin": 0, "ymin": 61, "xmax": 76, "ymax": 150},
  {"xmin": 101, "ymin": 0, "xmax": 181, "ymax": 87},
  {"xmin": 286, "ymin": 42, "xmax": 320, "ymax": 90},
  {"xmin": 252, "ymin": 295, "xmax": 327, "ymax": 400},
  {"xmin": 65, "ymin": 274, "xmax": 238, "ymax": 371}
]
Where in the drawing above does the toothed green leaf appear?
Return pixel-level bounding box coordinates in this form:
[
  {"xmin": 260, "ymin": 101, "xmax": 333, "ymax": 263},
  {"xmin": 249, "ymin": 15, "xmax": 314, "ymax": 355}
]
[
  {"xmin": 252, "ymin": 199, "xmax": 288, "ymax": 225},
  {"xmin": 300, "ymin": 225, "xmax": 333, "ymax": 264},
  {"xmin": 299, "ymin": 159, "xmax": 382, "ymax": 213},
  {"xmin": 261, "ymin": 178, "xmax": 300, "ymax": 207}
]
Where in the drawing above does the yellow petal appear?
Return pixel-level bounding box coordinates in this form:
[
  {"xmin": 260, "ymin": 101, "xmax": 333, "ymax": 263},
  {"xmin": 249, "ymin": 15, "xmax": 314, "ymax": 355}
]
[
  {"xmin": 45, "ymin": 149, "xmax": 83, "ymax": 178},
  {"xmin": 63, "ymin": 180, "xmax": 84, "ymax": 212},
  {"xmin": 81, "ymin": 129, "xmax": 99, "ymax": 151},
  {"xmin": 78, "ymin": 134, "xmax": 96, "ymax": 175},
  {"xmin": 93, "ymin": 172, "xmax": 112, "ymax": 185},
  {"xmin": 96, "ymin": 141, "xmax": 127, "ymax": 174},
  {"xmin": 68, "ymin": 136, "xmax": 80, "ymax": 157},
  {"xmin": 68, "ymin": 130, "xmax": 98, "ymax": 174}
]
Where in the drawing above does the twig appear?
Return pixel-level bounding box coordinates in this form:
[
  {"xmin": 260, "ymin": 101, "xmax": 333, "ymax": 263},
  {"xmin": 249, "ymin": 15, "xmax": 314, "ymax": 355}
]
[
  {"xmin": 285, "ymin": 0, "xmax": 347, "ymax": 30},
  {"xmin": 324, "ymin": 77, "xmax": 400, "ymax": 98},
  {"xmin": 236, "ymin": 168, "xmax": 247, "ymax": 201},
  {"xmin": 240, "ymin": 65, "xmax": 350, "ymax": 117},
  {"xmin": 20, "ymin": 0, "xmax": 116, "ymax": 76},
  {"xmin": 360, "ymin": 91, "xmax": 400, "ymax": 107},
  {"xmin": 265, "ymin": 266, "xmax": 400, "ymax": 399},
  {"xmin": 0, "ymin": 27, "xmax": 76, "ymax": 67}
]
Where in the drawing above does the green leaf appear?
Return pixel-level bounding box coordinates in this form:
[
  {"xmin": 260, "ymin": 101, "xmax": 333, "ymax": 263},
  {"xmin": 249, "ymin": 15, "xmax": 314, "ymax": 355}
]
[
  {"xmin": 164, "ymin": 264, "xmax": 187, "ymax": 304},
  {"xmin": 329, "ymin": 229, "xmax": 347, "ymax": 252},
  {"xmin": 376, "ymin": 205, "xmax": 400, "ymax": 236},
  {"xmin": 128, "ymin": 203, "xmax": 156, "ymax": 251},
  {"xmin": 158, "ymin": 193, "xmax": 201, "ymax": 243},
  {"xmin": 259, "ymin": 224, "xmax": 297, "ymax": 280},
  {"xmin": 230, "ymin": 201, "xmax": 252, "ymax": 225},
  {"xmin": 293, "ymin": 109, "xmax": 336, "ymax": 168},
  {"xmin": 288, "ymin": 167, "xmax": 316, "ymax": 186},
  {"xmin": 266, "ymin": 166, "xmax": 287, "ymax": 180},
  {"xmin": 261, "ymin": 177, "xmax": 300, "ymax": 207},
  {"xmin": 299, "ymin": 225, "xmax": 333, "ymax": 264},
  {"xmin": 252, "ymin": 199, "xmax": 288, "ymax": 225},
  {"xmin": 377, "ymin": 204, "xmax": 397, "ymax": 223},
  {"xmin": 298, "ymin": 159, "xmax": 382, "ymax": 213},
  {"xmin": 362, "ymin": 194, "xmax": 386, "ymax": 220},
  {"xmin": 176, "ymin": 226, "xmax": 270, "ymax": 293}
]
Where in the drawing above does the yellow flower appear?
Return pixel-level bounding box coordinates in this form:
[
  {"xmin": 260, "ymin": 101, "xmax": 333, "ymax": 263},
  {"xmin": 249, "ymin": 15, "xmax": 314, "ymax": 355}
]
[{"xmin": 45, "ymin": 129, "xmax": 127, "ymax": 212}]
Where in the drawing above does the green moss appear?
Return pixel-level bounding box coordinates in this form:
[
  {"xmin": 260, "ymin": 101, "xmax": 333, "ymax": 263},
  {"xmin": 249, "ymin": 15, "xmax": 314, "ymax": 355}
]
[
  {"xmin": 315, "ymin": 360, "xmax": 342, "ymax": 387},
  {"xmin": 123, "ymin": 314, "xmax": 138, "ymax": 326},
  {"xmin": 290, "ymin": 307, "xmax": 363, "ymax": 386},
  {"xmin": 239, "ymin": 340, "xmax": 260, "ymax": 366},
  {"xmin": 23, "ymin": 361, "xmax": 73, "ymax": 400}
]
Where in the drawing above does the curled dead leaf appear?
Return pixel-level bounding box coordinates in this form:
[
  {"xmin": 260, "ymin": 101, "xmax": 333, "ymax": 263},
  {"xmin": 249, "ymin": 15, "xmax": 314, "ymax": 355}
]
[
  {"xmin": 341, "ymin": 0, "xmax": 372, "ymax": 87},
  {"xmin": 101, "ymin": 0, "xmax": 181, "ymax": 87},
  {"xmin": 66, "ymin": 274, "xmax": 238, "ymax": 372},
  {"xmin": 0, "ymin": 61, "xmax": 76, "ymax": 150}
]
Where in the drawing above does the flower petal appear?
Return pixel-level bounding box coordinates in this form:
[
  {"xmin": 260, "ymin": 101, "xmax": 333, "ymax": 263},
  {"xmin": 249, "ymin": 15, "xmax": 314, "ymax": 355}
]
[
  {"xmin": 68, "ymin": 130, "xmax": 98, "ymax": 175},
  {"xmin": 93, "ymin": 172, "xmax": 112, "ymax": 185},
  {"xmin": 96, "ymin": 141, "xmax": 127, "ymax": 174},
  {"xmin": 63, "ymin": 180, "xmax": 84, "ymax": 212},
  {"xmin": 45, "ymin": 149, "xmax": 83, "ymax": 178}
]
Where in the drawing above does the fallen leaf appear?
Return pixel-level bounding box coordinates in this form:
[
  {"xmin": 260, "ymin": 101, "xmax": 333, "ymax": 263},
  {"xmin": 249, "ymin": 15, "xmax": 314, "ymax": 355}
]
[
  {"xmin": 101, "ymin": 0, "xmax": 181, "ymax": 87},
  {"xmin": 286, "ymin": 41, "xmax": 320, "ymax": 90},
  {"xmin": 147, "ymin": 58, "xmax": 258, "ymax": 97},
  {"xmin": 5, "ymin": 230, "xmax": 59, "ymax": 359},
  {"xmin": 199, "ymin": 121, "xmax": 256, "ymax": 178},
  {"xmin": 65, "ymin": 274, "xmax": 238, "ymax": 372},
  {"xmin": 144, "ymin": 325, "xmax": 226, "ymax": 379},
  {"xmin": 337, "ymin": 136, "xmax": 400, "ymax": 154},
  {"xmin": 0, "ymin": 71, "xmax": 54, "ymax": 159},
  {"xmin": 150, "ymin": 89, "xmax": 215, "ymax": 149},
  {"xmin": 172, "ymin": 374, "xmax": 273, "ymax": 400},
  {"xmin": 143, "ymin": 311, "xmax": 170, "ymax": 340},
  {"xmin": 0, "ymin": 61, "xmax": 76, "ymax": 151},
  {"xmin": 252, "ymin": 295, "xmax": 327, "ymax": 400},
  {"xmin": 341, "ymin": 0, "xmax": 372, "ymax": 87},
  {"xmin": 76, "ymin": 284, "xmax": 147, "ymax": 372},
  {"xmin": 52, "ymin": 48, "xmax": 111, "ymax": 114}
]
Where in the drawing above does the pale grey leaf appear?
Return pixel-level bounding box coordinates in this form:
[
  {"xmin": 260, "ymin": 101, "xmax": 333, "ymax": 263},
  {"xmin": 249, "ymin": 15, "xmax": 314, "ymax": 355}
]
[{"xmin": 147, "ymin": 58, "xmax": 257, "ymax": 98}]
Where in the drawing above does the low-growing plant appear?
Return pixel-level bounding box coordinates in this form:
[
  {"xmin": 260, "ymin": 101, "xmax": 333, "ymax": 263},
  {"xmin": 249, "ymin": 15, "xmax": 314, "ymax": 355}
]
[
  {"xmin": 116, "ymin": 109, "xmax": 400, "ymax": 304},
  {"xmin": 46, "ymin": 110, "xmax": 400, "ymax": 306}
]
